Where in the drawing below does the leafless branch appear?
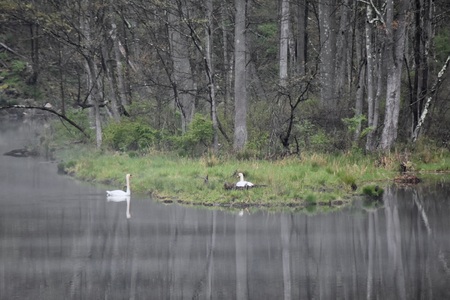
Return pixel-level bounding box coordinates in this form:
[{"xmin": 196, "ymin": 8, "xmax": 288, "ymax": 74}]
[{"xmin": 0, "ymin": 105, "xmax": 89, "ymax": 138}]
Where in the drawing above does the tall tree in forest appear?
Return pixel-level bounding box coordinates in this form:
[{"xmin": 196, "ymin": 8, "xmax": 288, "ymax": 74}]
[
  {"xmin": 318, "ymin": 0, "xmax": 337, "ymax": 113},
  {"xmin": 279, "ymin": 0, "xmax": 290, "ymax": 87},
  {"xmin": 79, "ymin": 0, "xmax": 104, "ymax": 148},
  {"xmin": 167, "ymin": 0, "xmax": 197, "ymax": 133},
  {"xmin": 28, "ymin": 20, "xmax": 40, "ymax": 86},
  {"xmin": 233, "ymin": 0, "xmax": 248, "ymax": 151},
  {"xmin": 276, "ymin": 0, "xmax": 314, "ymax": 153},
  {"xmin": 187, "ymin": 0, "xmax": 220, "ymax": 151},
  {"xmin": 379, "ymin": 0, "xmax": 411, "ymax": 150},
  {"xmin": 178, "ymin": 0, "xmax": 221, "ymax": 151},
  {"xmin": 334, "ymin": 0, "xmax": 351, "ymax": 99},
  {"xmin": 108, "ymin": 5, "xmax": 129, "ymax": 112},
  {"xmin": 294, "ymin": 0, "xmax": 308, "ymax": 76},
  {"xmin": 205, "ymin": 0, "xmax": 219, "ymax": 152},
  {"xmin": 364, "ymin": 1, "xmax": 379, "ymax": 152},
  {"xmin": 221, "ymin": 1, "xmax": 233, "ymax": 118},
  {"xmin": 102, "ymin": 15, "xmax": 122, "ymax": 121},
  {"xmin": 353, "ymin": 19, "xmax": 365, "ymax": 143},
  {"xmin": 410, "ymin": 0, "xmax": 432, "ymax": 137}
]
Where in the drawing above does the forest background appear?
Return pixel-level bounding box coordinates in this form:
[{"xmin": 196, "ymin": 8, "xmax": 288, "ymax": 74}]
[{"xmin": 1, "ymin": 0, "xmax": 450, "ymax": 158}]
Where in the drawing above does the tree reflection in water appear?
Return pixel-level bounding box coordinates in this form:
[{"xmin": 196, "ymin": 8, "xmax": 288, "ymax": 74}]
[{"xmin": 1, "ymin": 135, "xmax": 450, "ymax": 300}]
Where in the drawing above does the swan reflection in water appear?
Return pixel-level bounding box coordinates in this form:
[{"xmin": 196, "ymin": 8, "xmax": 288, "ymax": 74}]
[{"xmin": 107, "ymin": 195, "xmax": 131, "ymax": 219}]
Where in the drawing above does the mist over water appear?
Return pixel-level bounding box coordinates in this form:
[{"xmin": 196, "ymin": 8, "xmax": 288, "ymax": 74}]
[{"xmin": 1, "ymin": 121, "xmax": 450, "ymax": 299}]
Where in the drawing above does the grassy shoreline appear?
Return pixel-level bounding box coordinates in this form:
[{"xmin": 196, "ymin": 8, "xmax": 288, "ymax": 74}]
[{"xmin": 56, "ymin": 145, "xmax": 450, "ymax": 211}]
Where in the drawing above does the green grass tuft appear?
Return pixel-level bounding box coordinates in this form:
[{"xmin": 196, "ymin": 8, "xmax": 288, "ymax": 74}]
[{"xmin": 362, "ymin": 185, "xmax": 384, "ymax": 198}]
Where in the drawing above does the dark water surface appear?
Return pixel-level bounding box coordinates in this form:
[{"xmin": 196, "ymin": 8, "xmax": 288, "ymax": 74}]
[{"xmin": 1, "ymin": 122, "xmax": 450, "ymax": 299}]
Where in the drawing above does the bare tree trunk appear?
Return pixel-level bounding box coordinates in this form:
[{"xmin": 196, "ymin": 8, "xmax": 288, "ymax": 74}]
[
  {"xmin": 233, "ymin": 0, "xmax": 248, "ymax": 151},
  {"xmin": 295, "ymin": 0, "xmax": 308, "ymax": 76},
  {"xmin": 205, "ymin": 0, "xmax": 219, "ymax": 152},
  {"xmin": 365, "ymin": 2, "xmax": 376, "ymax": 151},
  {"xmin": 167, "ymin": 1, "xmax": 197, "ymax": 133},
  {"xmin": 101, "ymin": 2, "xmax": 128, "ymax": 117},
  {"xmin": 354, "ymin": 23, "xmax": 365, "ymax": 143},
  {"xmin": 318, "ymin": 0, "xmax": 336, "ymax": 112},
  {"xmin": 58, "ymin": 45, "xmax": 66, "ymax": 116},
  {"xmin": 222, "ymin": 2, "xmax": 232, "ymax": 119},
  {"xmin": 80, "ymin": 0, "xmax": 103, "ymax": 148},
  {"xmin": 182, "ymin": 0, "xmax": 219, "ymax": 152},
  {"xmin": 28, "ymin": 22, "xmax": 39, "ymax": 86},
  {"xmin": 110, "ymin": 22, "xmax": 129, "ymax": 107},
  {"xmin": 335, "ymin": 0, "xmax": 350, "ymax": 100},
  {"xmin": 279, "ymin": 0, "xmax": 290, "ymax": 87},
  {"xmin": 380, "ymin": 0, "xmax": 410, "ymax": 150},
  {"xmin": 410, "ymin": 0, "xmax": 432, "ymax": 137},
  {"xmin": 86, "ymin": 57, "xmax": 103, "ymax": 148},
  {"xmin": 102, "ymin": 44, "xmax": 121, "ymax": 121}
]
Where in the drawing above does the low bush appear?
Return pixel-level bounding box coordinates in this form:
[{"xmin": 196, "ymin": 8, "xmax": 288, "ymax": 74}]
[
  {"xmin": 103, "ymin": 119, "xmax": 158, "ymax": 152},
  {"xmin": 172, "ymin": 114, "xmax": 214, "ymax": 156}
]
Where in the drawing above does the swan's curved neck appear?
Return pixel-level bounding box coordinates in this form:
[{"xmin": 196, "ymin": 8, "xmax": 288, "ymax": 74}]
[{"xmin": 239, "ymin": 174, "xmax": 244, "ymax": 181}]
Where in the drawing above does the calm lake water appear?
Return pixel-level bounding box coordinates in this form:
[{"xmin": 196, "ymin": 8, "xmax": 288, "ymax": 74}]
[{"xmin": 1, "ymin": 121, "xmax": 450, "ymax": 299}]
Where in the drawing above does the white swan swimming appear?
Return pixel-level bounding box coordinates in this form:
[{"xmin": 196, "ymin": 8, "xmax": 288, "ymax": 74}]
[
  {"xmin": 106, "ymin": 174, "xmax": 132, "ymax": 196},
  {"xmin": 236, "ymin": 172, "xmax": 254, "ymax": 188},
  {"xmin": 107, "ymin": 195, "xmax": 131, "ymax": 219}
]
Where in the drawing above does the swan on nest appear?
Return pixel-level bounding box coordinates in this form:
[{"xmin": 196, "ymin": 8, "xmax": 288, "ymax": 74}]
[{"xmin": 235, "ymin": 172, "xmax": 254, "ymax": 188}]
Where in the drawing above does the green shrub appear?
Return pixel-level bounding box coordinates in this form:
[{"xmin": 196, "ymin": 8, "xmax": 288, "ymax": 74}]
[
  {"xmin": 11, "ymin": 60, "xmax": 26, "ymax": 73},
  {"xmin": 103, "ymin": 119, "xmax": 157, "ymax": 152},
  {"xmin": 187, "ymin": 114, "xmax": 214, "ymax": 143},
  {"xmin": 296, "ymin": 118, "xmax": 346, "ymax": 153},
  {"xmin": 342, "ymin": 113, "xmax": 366, "ymax": 135},
  {"xmin": 173, "ymin": 114, "xmax": 213, "ymax": 156}
]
